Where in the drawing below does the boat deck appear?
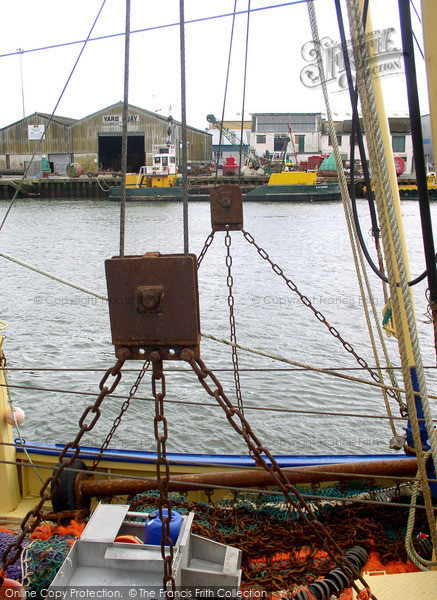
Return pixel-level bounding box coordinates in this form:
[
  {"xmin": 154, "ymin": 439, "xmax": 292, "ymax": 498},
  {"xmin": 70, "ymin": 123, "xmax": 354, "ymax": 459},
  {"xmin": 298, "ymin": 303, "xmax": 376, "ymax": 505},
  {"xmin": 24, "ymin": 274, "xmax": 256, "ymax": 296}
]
[{"xmin": 354, "ymin": 570, "xmax": 437, "ymax": 599}]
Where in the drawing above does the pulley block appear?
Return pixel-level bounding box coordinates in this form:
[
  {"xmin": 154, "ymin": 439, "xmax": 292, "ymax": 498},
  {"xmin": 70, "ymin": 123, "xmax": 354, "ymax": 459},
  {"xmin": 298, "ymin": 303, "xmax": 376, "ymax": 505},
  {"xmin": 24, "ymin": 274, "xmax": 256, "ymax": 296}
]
[
  {"xmin": 105, "ymin": 252, "xmax": 201, "ymax": 360},
  {"xmin": 210, "ymin": 184, "xmax": 243, "ymax": 231}
]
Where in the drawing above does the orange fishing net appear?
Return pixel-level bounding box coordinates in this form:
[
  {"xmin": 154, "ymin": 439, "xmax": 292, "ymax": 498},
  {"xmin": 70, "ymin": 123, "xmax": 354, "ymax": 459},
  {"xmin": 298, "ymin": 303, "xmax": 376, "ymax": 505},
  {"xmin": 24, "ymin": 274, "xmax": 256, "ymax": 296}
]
[
  {"xmin": 30, "ymin": 521, "xmax": 85, "ymax": 542},
  {"xmin": 362, "ymin": 550, "xmax": 420, "ymax": 575},
  {"xmin": 249, "ymin": 546, "xmax": 334, "ymax": 571}
]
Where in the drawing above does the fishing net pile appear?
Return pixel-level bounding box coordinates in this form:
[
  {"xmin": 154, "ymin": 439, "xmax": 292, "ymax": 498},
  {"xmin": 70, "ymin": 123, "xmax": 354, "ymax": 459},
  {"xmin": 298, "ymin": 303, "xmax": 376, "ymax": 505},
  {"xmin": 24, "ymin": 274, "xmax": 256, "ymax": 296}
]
[
  {"xmin": 0, "ymin": 484, "xmax": 432, "ymax": 598},
  {"xmin": 129, "ymin": 485, "xmax": 432, "ymax": 593},
  {"xmin": 0, "ymin": 528, "xmax": 29, "ymax": 580},
  {"xmin": 4, "ymin": 522, "xmax": 86, "ymax": 598}
]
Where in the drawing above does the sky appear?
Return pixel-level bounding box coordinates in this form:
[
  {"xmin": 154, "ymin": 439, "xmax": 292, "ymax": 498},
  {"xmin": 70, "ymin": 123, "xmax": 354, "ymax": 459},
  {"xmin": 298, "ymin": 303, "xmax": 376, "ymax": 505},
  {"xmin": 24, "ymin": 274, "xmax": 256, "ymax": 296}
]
[{"xmin": 0, "ymin": 0, "xmax": 430, "ymax": 131}]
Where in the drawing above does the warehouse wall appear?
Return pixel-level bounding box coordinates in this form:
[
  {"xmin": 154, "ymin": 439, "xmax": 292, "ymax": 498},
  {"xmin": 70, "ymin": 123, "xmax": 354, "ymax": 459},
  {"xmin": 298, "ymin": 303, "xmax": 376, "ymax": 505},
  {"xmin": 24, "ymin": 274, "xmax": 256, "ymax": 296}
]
[{"xmin": 0, "ymin": 103, "xmax": 212, "ymax": 174}]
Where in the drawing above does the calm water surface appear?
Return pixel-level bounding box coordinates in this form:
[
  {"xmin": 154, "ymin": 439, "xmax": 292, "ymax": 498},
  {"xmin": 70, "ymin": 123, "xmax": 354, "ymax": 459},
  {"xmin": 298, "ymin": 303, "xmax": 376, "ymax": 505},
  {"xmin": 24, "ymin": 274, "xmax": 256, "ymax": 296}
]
[{"xmin": 1, "ymin": 198, "xmax": 436, "ymax": 455}]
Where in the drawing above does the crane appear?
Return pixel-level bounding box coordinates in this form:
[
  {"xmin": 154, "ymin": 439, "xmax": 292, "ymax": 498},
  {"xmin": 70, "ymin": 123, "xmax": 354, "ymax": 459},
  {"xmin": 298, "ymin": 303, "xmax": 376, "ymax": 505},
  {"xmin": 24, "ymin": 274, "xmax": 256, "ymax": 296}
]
[
  {"xmin": 206, "ymin": 114, "xmax": 272, "ymax": 174},
  {"xmin": 287, "ymin": 122, "xmax": 300, "ymax": 166}
]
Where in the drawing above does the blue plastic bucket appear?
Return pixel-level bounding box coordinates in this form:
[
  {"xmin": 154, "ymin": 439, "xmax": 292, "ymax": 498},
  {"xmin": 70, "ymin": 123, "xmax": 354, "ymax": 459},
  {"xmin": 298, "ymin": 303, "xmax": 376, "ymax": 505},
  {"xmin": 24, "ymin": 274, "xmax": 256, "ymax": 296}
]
[{"xmin": 144, "ymin": 509, "xmax": 183, "ymax": 545}]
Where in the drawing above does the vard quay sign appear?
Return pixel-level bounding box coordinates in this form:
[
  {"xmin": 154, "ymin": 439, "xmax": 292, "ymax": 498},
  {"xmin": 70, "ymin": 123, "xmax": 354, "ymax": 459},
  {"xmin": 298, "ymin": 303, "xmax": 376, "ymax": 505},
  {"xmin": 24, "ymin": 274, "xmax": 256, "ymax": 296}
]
[
  {"xmin": 102, "ymin": 115, "xmax": 139, "ymax": 123},
  {"xmin": 300, "ymin": 27, "xmax": 403, "ymax": 91}
]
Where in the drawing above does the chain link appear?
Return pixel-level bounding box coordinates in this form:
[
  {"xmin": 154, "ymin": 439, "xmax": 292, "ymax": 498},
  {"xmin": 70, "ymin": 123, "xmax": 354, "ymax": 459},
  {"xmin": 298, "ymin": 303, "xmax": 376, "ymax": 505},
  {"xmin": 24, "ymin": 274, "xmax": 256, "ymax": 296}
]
[
  {"xmin": 183, "ymin": 351, "xmax": 374, "ymax": 596},
  {"xmin": 225, "ymin": 230, "xmax": 244, "ymax": 413},
  {"xmin": 0, "ymin": 354, "xmax": 128, "ymax": 580},
  {"xmin": 242, "ymin": 228, "xmax": 402, "ymax": 407},
  {"xmin": 197, "ymin": 230, "xmax": 215, "ymax": 268},
  {"xmin": 151, "ymin": 353, "xmax": 175, "ymax": 593},
  {"xmin": 90, "ymin": 361, "xmax": 150, "ymax": 471}
]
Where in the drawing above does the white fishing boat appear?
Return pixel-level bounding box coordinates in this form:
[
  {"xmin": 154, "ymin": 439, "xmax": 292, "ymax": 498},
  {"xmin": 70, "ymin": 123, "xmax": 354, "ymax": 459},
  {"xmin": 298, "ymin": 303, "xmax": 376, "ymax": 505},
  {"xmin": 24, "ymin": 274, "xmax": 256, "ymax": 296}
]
[{"xmin": 109, "ymin": 124, "xmax": 184, "ymax": 200}]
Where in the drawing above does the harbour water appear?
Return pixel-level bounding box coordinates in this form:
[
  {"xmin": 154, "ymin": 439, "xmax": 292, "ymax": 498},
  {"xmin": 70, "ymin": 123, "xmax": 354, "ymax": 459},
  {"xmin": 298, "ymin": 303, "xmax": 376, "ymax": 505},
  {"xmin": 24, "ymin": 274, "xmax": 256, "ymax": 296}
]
[{"xmin": 0, "ymin": 198, "xmax": 436, "ymax": 456}]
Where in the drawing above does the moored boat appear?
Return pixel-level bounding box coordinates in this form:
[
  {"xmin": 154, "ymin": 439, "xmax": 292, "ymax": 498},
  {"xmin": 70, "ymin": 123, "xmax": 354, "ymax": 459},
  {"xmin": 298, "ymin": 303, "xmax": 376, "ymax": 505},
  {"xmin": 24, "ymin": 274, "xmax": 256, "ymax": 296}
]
[
  {"xmin": 109, "ymin": 142, "xmax": 183, "ymax": 201},
  {"xmin": 245, "ymin": 170, "xmax": 342, "ymax": 201},
  {"xmin": 398, "ymin": 173, "xmax": 437, "ymax": 200}
]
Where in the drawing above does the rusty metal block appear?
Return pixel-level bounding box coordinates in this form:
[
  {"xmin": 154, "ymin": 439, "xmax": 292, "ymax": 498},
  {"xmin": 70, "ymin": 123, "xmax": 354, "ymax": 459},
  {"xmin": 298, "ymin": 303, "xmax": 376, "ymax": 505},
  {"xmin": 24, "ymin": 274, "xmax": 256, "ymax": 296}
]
[
  {"xmin": 105, "ymin": 253, "xmax": 200, "ymax": 360},
  {"xmin": 210, "ymin": 184, "xmax": 243, "ymax": 231}
]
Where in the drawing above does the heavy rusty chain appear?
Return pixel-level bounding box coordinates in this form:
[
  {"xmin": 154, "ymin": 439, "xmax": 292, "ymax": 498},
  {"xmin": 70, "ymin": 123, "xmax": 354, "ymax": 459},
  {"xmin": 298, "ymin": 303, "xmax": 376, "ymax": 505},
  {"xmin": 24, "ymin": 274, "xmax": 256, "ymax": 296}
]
[
  {"xmin": 225, "ymin": 230, "xmax": 244, "ymax": 414},
  {"xmin": 181, "ymin": 349, "xmax": 376, "ymax": 599},
  {"xmin": 241, "ymin": 228, "xmax": 404, "ymax": 412},
  {"xmin": 197, "ymin": 230, "xmax": 215, "ymax": 268},
  {"xmin": 151, "ymin": 352, "xmax": 176, "ymax": 593},
  {"xmin": 90, "ymin": 360, "xmax": 150, "ymax": 471},
  {"xmin": 0, "ymin": 353, "xmax": 129, "ymax": 583}
]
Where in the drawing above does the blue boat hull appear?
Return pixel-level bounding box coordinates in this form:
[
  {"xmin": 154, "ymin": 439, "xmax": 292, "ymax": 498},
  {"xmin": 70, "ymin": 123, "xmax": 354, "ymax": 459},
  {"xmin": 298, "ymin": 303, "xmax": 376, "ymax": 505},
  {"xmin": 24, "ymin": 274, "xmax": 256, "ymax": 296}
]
[{"xmin": 15, "ymin": 440, "xmax": 406, "ymax": 468}]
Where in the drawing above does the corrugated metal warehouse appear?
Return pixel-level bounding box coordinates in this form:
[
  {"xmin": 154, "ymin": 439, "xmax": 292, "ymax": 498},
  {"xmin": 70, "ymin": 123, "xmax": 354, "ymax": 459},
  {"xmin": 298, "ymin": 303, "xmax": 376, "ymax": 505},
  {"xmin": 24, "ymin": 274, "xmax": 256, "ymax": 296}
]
[{"xmin": 0, "ymin": 102, "xmax": 212, "ymax": 175}]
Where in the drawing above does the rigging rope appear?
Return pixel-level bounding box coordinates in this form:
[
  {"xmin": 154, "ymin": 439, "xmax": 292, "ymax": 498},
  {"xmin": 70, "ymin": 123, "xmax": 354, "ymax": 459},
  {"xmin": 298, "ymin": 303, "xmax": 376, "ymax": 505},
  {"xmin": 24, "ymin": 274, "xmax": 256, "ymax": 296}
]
[
  {"xmin": 238, "ymin": 0, "xmax": 251, "ymax": 184},
  {"xmin": 201, "ymin": 332, "xmax": 436, "ymax": 402},
  {"xmin": 405, "ymin": 450, "xmax": 437, "ymax": 570},
  {"xmin": 95, "ymin": 178, "xmax": 112, "ymax": 192},
  {"xmin": 180, "ymin": 0, "xmax": 189, "ymax": 255},
  {"xmin": 0, "ymin": 355, "xmax": 44, "ymax": 485},
  {"xmin": 0, "ymin": 251, "xmax": 108, "ymax": 301},
  {"xmin": 398, "ymin": 0, "xmax": 437, "ymax": 362},
  {"xmin": 0, "ymin": 0, "xmax": 108, "ymax": 234},
  {"xmin": 2, "ymin": 247, "xmax": 436, "ymax": 405},
  {"xmin": 346, "ymin": 0, "xmax": 437, "ymax": 552},
  {"xmin": 3, "ymin": 365, "xmax": 437, "ymax": 373},
  {"xmin": 0, "ymin": 2, "xmax": 310, "ymax": 60},
  {"xmin": 119, "ymin": 0, "xmax": 131, "ymax": 258},
  {"xmin": 0, "ymin": 378, "xmax": 430, "ymax": 421},
  {"xmin": 307, "ymin": 1, "xmax": 405, "ymax": 439},
  {"xmin": 215, "ymin": 1, "xmax": 238, "ymax": 184}
]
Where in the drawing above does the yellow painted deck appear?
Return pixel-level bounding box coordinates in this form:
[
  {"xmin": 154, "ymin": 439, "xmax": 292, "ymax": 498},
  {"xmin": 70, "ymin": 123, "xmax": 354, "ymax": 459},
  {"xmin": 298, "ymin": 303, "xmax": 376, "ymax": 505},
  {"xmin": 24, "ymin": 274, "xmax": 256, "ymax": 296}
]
[
  {"xmin": 268, "ymin": 171, "xmax": 318, "ymax": 185},
  {"xmin": 353, "ymin": 571, "xmax": 437, "ymax": 599}
]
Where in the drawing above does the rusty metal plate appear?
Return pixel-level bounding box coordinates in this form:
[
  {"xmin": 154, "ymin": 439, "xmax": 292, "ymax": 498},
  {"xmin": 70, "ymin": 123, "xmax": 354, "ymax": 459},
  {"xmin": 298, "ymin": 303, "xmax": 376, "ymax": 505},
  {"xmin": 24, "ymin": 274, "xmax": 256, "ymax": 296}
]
[
  {"xmin": 210, "ymin": 184, "xmax": 243, "ymax": 231},
  {"xmin": 105, "ymin": 253, "xmax": 200, "ymax": 360}
]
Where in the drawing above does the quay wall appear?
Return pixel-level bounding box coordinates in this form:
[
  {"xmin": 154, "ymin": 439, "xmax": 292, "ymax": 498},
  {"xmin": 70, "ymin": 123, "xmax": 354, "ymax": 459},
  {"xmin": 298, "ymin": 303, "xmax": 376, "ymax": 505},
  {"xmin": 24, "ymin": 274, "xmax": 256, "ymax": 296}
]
[
  {"xmin": 0, "ymin": 176, "xmax": 118, "ymax": 199},
  {"xmin": 0, "ymin": 175, "xmax": 270, "ymax": 200},
  {"xmin": 0, "ymin": 175, "xmax": 368, "ymax": 200}
]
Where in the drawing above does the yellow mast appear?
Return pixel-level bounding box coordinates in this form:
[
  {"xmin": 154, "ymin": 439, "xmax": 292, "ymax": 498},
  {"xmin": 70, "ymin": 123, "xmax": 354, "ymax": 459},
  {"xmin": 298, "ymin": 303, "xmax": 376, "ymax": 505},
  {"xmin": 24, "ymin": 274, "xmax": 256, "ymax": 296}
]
[
  {"xmin": 0, "ymin": 327, "xmax": 21, "ymax": 512},
  {"xmin": 358, "ymin": 0, "xmax": 415, "ymax": 365},
  {"xmin": 420, "ymin": 0, "xmax": 437, "ymax": 566},
  {"xmin": 347, "ymin": 0, "xmax": 437, "ymax": 557}
]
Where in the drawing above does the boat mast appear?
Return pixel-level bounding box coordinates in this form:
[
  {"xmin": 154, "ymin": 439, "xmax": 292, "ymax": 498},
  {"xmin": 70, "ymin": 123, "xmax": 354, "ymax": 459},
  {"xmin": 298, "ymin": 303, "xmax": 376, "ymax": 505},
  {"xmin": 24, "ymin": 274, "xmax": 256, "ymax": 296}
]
[
  {"xmin": 347, "ymin": 0, "xmax": 436, "ymax": 499},
  {"xmin": 399, "ymin": 0, "xmax": 437, "ymax": 349}
]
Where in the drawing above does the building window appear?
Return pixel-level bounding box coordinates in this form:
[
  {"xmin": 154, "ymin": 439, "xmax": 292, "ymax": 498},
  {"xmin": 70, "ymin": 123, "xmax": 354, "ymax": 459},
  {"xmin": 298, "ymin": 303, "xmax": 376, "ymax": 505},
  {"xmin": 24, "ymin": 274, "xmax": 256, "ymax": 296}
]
[
  {"xmin": 274, "ymin": 134, "xmax": 288, "ymax": 152},
  {"xmin": 295, "ymin": 135, "xmax": 305, "ymax": 153},
  {"xmin": 392, "ymin": 135, "xmax": 406, "ymax": 152},
  {"xmin": 328, "ymin": 134, "xmax": 342, "ymax": 146},
  {"xmin": 256, "ymin": 135, "xmax": 266, "ymax": 144}
]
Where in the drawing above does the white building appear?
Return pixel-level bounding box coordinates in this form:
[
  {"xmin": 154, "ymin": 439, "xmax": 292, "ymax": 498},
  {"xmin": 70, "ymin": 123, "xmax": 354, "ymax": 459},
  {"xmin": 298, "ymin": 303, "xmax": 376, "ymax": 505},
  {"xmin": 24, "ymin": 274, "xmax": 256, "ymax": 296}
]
[
  {"xmin": 248, "ymin": 113, "xmax": 323, "ymax": 165},
  {"xmin": 208, "ymin": 112, "xmax": 415, "ymax": 175},
  {"xmin": 321, "ymin": 117, "xmax": 414, "ymax": 175}
]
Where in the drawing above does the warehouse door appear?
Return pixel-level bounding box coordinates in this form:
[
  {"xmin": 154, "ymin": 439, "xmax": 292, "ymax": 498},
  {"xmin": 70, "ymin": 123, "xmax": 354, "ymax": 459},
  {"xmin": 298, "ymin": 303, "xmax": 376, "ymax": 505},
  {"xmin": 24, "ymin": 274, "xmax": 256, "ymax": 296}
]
[
  {"xmin": 98, "ymin": 134, "xmax": 145, "ymax": 172},
  {"xmin": 48, "ymin": 153, "xmax": 70, "ymax": 174}
]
